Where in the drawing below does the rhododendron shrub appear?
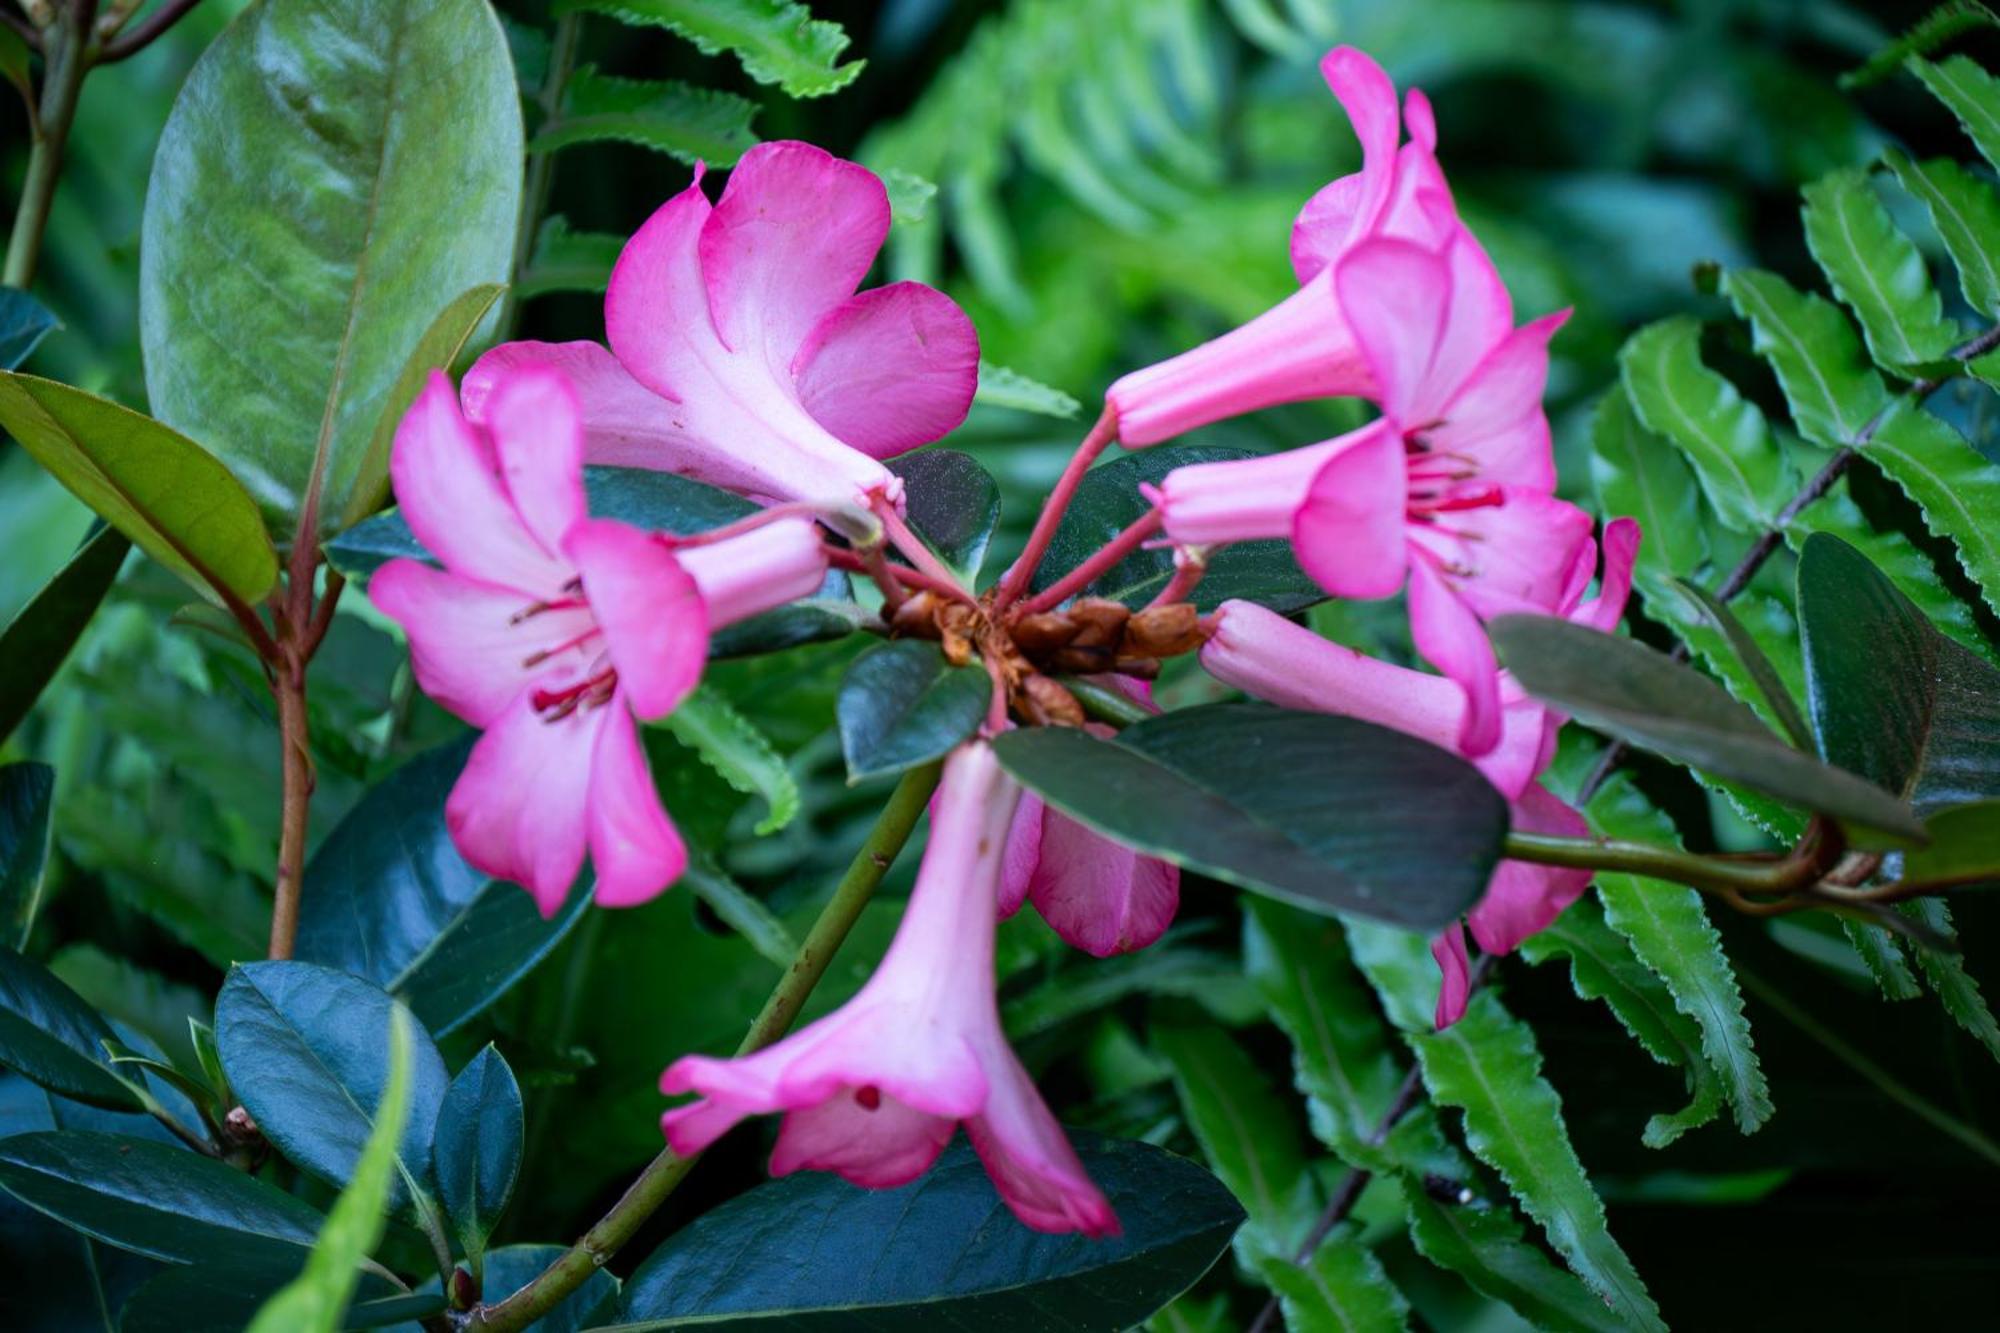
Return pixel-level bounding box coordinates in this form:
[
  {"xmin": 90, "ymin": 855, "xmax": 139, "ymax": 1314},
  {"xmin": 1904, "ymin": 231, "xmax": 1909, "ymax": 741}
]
[{"xmin": 6, "ymin": 4, "xmax": 2000, "ymax": 1330}]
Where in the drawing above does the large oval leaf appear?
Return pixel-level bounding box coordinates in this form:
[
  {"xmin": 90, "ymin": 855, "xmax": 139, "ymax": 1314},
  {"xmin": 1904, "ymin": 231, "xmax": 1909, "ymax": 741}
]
[
  {"xmin": 614, "ymin": 1135, "xmax": 1241, "ymax": 1330},
  {"xmin": 0, "ymin": 374, "xmax": 277, "ymax": 604},
  {"xmin": 993, "ymin": 704, "xmax": 1508, "ymax": 930},
  {"xmin": 214, "ymin": 962, "xmax": 449, "ymax": 1211},
  {"xmin": 836, "ymin": 640, "xmax": 989, "ymax": 783},
  {"xmin": 296, "ymin": 738, "xmax": 592, "ymax": 1036},
  {"xmin": 888, "ymin": 449, "xmax": 1001, "ymax": 582},
  {"xmin": 0, "ymin": 947, "xmax": 139, "ymax": 1111},
  {"xmin": 140, "ymin": 0, "xmax": 522, "ymax": 533}
]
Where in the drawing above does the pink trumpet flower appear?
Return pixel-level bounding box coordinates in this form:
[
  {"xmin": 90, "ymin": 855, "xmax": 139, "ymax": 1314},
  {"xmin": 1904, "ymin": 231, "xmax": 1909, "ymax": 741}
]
[
  {"xmin": 463, "ymin": 141, "xmax": 979, "ymax": 513},
  {"xmin": 660, "ymin": 743, "xmax": 1119, "ymax": 1237},
  {"xmin": 1159, "ymin": 229, "xmax": 1591, "ymax": 756},
  {"xmin": 1002, "ymin": 768, "xmax": 1180, "ymax": 959},
  {"xmin": 370, "ymin": 367, "xmax": 829, "ymax": 916},
  {"xmin": 1106, "ymin": 46, "xmax": 1454, "ymax": 446}
]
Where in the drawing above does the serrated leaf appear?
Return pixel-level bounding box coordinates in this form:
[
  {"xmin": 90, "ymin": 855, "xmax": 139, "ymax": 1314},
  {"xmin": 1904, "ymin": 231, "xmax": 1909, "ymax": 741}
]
[
  {"xmin": 568, "ymin": 0, "xmax": 863, "ymax": 99},
  {"xmin": 531, "ymin": 67, "xmax": 759, "ymax": 165},
  {"xmin": 518, "ymin": 217, "xmax": 621, "ymax": 299},
  {"xmin": 1901, "ymin": 898, "xmax": 2000, "ymax": 1062},
  {"xmin": 1884, "ymin": 149, "xmax": 2000, "ymax": 317},
  {"xmin": 663, "ymin": 685, "xmax": 799, "ymax": 835},
  {"xmin": 1843, "ymin": 2, "xmax": 1999, "ymax": 88},
  {"xmin": 1859, "ymin": 405, "xmax": 2000, "ymax": 622},
  {"xmin": 1402, "ymin": 1182, "xmax": 1628, "ymax": 1333},
  {"xmin": 1721, "ymin": 268, "xmax": 1893, "ymax": 445},
  {"xmin": 1253, "ymin": 1235, "xmax": 1410, "ymax": 1332},
  {"xmin": 1802, "ymin": 167, "xmax": 1960, "ymax": 369},
  {"xmin": 681, "ymin": 856, "xmax": 797, "ymax": 967},
  {"xmin": 1914, "ymin": 54, "xmax": 2000, "ymax": 174},
  {"xmin": 1589, "ymin": 387, "xmax": 1709, "ymax": 581},
  {"xmin": 1619, "ymin": 317, "xmax": 1796, "ymax": 531},
  {"xmin": 1842, "ymin": 919, "xmax": 1922, "ymax": 1000},
  {"xmin": 974, "ymin": 360, "xmax": 1081, "ymax": 418}
]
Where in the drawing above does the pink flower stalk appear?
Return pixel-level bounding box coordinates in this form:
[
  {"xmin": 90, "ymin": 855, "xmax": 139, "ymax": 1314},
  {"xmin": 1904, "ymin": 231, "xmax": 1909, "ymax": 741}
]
[
  {"xmin": 370, "ymin": 367, "xmax": 829, "ymax": 916},
  {"xmin": 660, "ymin": 743, "xmax": 1118, "ymax": 1237},
  {"xmin": 1158, "ymin": 230, "xmax": 1591, "ymax": 756},
  {"xmin": 1106, "ymin": 46, "xmax": 1455, "ymax": 446},
  {"xmin": 463, "ymin": 141, "xmax": 979, "ymax": 513}
]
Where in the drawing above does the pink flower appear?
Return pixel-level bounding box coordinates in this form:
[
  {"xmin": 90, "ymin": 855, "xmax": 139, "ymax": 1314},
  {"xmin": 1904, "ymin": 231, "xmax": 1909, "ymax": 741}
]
[
  {"xmin": 1159, "ymin": 229, "xmax": 1591, "ymax": 755},
  {"xmin": 463, "ymin": 141, "xmax": 979, "ymax": 513},
  {"xmin": 1106, "ymin": 46, "xmax": 1454, "ymax": 446},
  {"xmin": 370, "ymin": 367, "xmax": 828, "ymax": 916},
  {"xmin": 1001, "ymin": 760, "xmax": 1179, "ymax": 959},
  {"xmin": 660, "ymin": 743, "xmax": 1118, "ymax": 1237}
]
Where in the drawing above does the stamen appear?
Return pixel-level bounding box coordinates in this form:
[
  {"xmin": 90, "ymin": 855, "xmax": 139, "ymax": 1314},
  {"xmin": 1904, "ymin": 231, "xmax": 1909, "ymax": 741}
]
[
  {"xmin": 521, "ymin": 626, "xmax": 604, "ymax": 668},
  {"xmin": 531, "ymin": 666, "xmax": 618, "ymax": 718},
  {"xmin": 509, "ymin": 596, "xmax": 586, "ymax": 625}
]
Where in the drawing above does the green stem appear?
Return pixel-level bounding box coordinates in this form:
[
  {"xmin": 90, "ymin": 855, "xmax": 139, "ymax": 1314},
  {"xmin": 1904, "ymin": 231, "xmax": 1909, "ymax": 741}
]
[
  {"xmin": 4, "ymin": 11, "xmax": 91, "ymax": 288},
  {"xmin": 496, "ymin": 8, "xmax": 581, "ymax": 336},
  {"xmin": 1502, "ymin": 830, "xmax": 1811, "ymax": 896},
  {"xmin": 1063, "ymin": 675, "xmax": 1152, "ymax": 729},
  {"xmin": 465, "ymin": 760, "xmax": 944, "ymax": 1333}
]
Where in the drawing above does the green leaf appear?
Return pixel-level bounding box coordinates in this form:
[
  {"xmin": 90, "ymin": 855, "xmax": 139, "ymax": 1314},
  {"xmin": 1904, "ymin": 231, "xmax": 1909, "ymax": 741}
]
[
  {"xmin": 1152, "ymin": 1024, "xmax": 1317, "ymax": 1258},
  {"xmin": 1858, "ymin": 405, "xmax": 2000, "ymax": 623},
  {"xmin": 1796, "ymin": 533, "xmax": 2000, "ymax": 815},
  {"xmin": 0, "ymin": 287, "xmax": 57, "ymax": 368},
  {"xmin": 1411, "ymin": 992, "xmax": 1663, "ymax": 1331},
  {"xmin": 1619, "ymin": 316, "xmax": 1796, "ymax": 531},
  {"xmin": 1401, "ymin": 1183, "xmax": 1628, "ymax": 1333},
  {"xmin": 1883, "ymin": 149, "xmax": 2000, "ymax": 317},
  {"xmin": 835, "ymin": 641, "xmax": 989, "ymax": 783},
  {"xmin": 518, "ymin": 216, "xmax": 622, "ymax": 298},
  {"xmin": 1492, "ymin": 615, "xmax": 1925, "ymax": 845},
  {"xmin": 993, "ymin": 705, "xmax": 1509, "ymax": 931},
  {"xmin": 663, "ymin": 686, "xmax": 800, "ymax": 836},
  {"xmin": 531, "ymin": 67, "xmax": 759, "ymax": 164},
  {"xmin": 888, "ymin": 449, "xmax": 1002, "ymax": 583},
  {"xmin": 1672, "ymin": 578, "xmax": 1813, "ymax": 748},
  {"xmin": 1029, "ymin": 445, "xmax": 1323, "ymax": 612},
  {"xmin": 614, "ymin": 1134, "xmax": 1242, "ymax": 1329},
  {"xmin": 0, "ymin": 764, "xmax": 54, "ymax": 950},
  {"xmin": 0, "ymin": 374, "xmax": 278, "ymax": 604},
  {"xmin": 247, "ymin": 1012, "xmax": 416, "ymax": 1333},
  {"xmin": 0, "ymin": 1131, "xmax": 324, "ymax": 1266},
  {"xmin": 1581, "ymin": 771, "xmax": 1773, "ymax": 1133},
  {"xmin": 883, "ymin": 168, "xmax": 937, "ymax": 226},
  {"xmin": 1589, "ymin": 387, "xmax": 1709, "ymax": 581},
  {"xmin": 682, "ymin": 857, "xmax": 797, "ymax": 968},
  {"xmin": 0, "ymin": 948, "xmax": 139, "ymax": 1111},
  {"xmin": 1842, "ymin": 2, "xmax": 1999, "ymax": 88},
  {"xmin": 215, "ymin": 962, "xmax": 449, "ymax": 1212},
  {"xmin": 140, "ymin": 0, "xmax": 522, "ymax": 535},
  {"xmin": 433, "ymin": 1044, "xmax": 522, "ymax": 1266},
  {"xmin": 568, "ymin": 0, "xmax": 863, "ymax": 98},
  {"xmin": 1901, "ymin": 897, "xmax": 2000, "ymax": 1061},
  {"xmin": 1802, "ymin": 167, "xmax": 1960, "ymax": 369},
  {"xmin": 1902, "ymin": 799, "xmax": 2000, "ymax": 887},
  {"xmin": 122, "ymin": 1261, "xmax": 440, "ymax": 1333},
  {"xmin": 394, "ymin": 1244, "xmax": 617, "ymax": 1332},
  {"xmin": 1914, "ymin": 54, "xmax": 2000, "ymax": 174},
  {"xmin": 0, "ymin": 526, "xmax": 129, "ymax": 743},
  {"xmin": 298, "ymin": 738, "xmax": 595, "ymax": 1036},
  {"xmin": 1519, "ymin": 895, "xmax": 1724, "ymax": 1147},
  {"xmin": 1720, "ymin": 268, "xmax": 1891, "ymax": 447},
  {"xmin": 1253, "ymin": 1237, "xmax": 1410, "ymax": 1332},
  {"xmin": 974, "ymin": 360, "xmax": 1081, "ymax": 418}
]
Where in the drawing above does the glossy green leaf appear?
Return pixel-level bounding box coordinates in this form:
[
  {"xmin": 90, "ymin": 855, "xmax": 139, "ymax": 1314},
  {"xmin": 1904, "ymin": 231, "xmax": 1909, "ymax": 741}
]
[
  {"xmin": 247, "ymin": 1012, "xmax": 416, "ymax": 1333},
  {"xmin": 0, "ymin": 1131, "xmax": 324, "ymax": 1266},
  {"xmin": 141, "ymin": 0, "xmax": 522, "ymax": 535},
  {"xmin": 1802, "ymin": 167, "xmax": 1959, "ymax": 369},
  {"xmin": 1619, "ymin": 316, "xmax": 1795, "ymax": 531},
  {"xmin": 0, "ymin": 526, "xmax": 129, "ymax": 743},
  {"xmin": 888, "ymin": 449, "xmax": 1002, "ymax": 582},
  {"xmin": 614, "ymin": 1135, "xmax": 1242, "ymax": 1329},
  {"xmin": 1902, "ymin": 800, "xmax": 2000, "ymax": 888},
  {"xmin": 1914, "ymin": 54, "xmax": 2000, "ymax": 174},
  {"xmin": 1029, "ymin": 445, "xmax": 1323, "ymax": 612},
  {"xmin": 1883, "ymin": 149, "xmax": 2000, "ymax": 317},
  {"xmin": 994, "ymin": 705, "xmax": 1508, "ymax": 931},
  {"xmin": 569, "ymin": 0, "xmax": 863, "ymax": 97},
  {"xmin": 663, "ymin": 686, "xmax": 800, "ymax": 836},
  {"xmin": 0, "ymin": 764, "xmax": 53, "ymax": 950},
  {"xmin": 1253, "ymin": 1237, "xmax": 1410, "ymax": 1332},
  {"xmin": 1519, "ymin": 895, "xmax": 1723, "ymax": 1147},
  {"xmin": 298, "ymin": 738, "xmax": 594, "ymax": 1036},
  {"xmin": 1589, "ymin": 387, "xmax": 1709, "ymax": 581},
  {"xmin": 0, "ymin": 374, "xmax": 277, "ymax": 604},
  {"xmin": 1796, "ymin": 533, "xmax": 2000, "ymax": 816},
  {"xmin": 215, "ymin": 962, "xmax": 449, "ymax": 1211},
  {"xmin": 1412, "ymin": 992, "xmax": 1664, "ymax": 1330},
  {"xmin": 836, "ymin": 640, "xmax": 989, "ymax": 783},
  {"xmin": 531, "ymin": 67, "xmax": 759, "ymax": 164},
  {"xmin": 0, "ymin": 287, "xmax": 57, "ymax": 368},
  {"xmin": 1402, "ymin": 1183, "xmax": 1628, "ymax": 1333},
  {"xmin": 433, "ymin": 1044, "xmax": 522, "ymax": 1264},
  {"xmin": 0, "ymin": 948, "xmax": 138, "ymax": 1111},
  {"xmin": 1492, "ymin": 615, "xmax": 1924, "ymax": 845},
  {"xmin": 974, "ymin": 360, "xmax": 1081, "ymax": 418},
  {"xmin": 1583, "ymin": 771, "xmax": 1772, "ymax": 1133},
  {"xmin": 1672, "ymin": 578, "xmax": 1812, "ymax": 748}
]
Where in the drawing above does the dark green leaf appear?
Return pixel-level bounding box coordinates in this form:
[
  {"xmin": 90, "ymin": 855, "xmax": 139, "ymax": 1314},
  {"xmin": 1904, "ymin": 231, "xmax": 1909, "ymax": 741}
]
[
  {"xmin": 1913, "ymin": 54, "xmax": 2000, "ymax": 174},
  {"xmin": 530, "ymin": 67, "xmax": 759, "ymax": 165},
  {"xmin": 141, "ymin": 0, "xmax": 522, "ymax": 534},
  {"xmin": 888, "ymin": 449, "xmax": 1002, "ymax": 582},
  {"xmin": 975, "ymin": 360, "xmax": 1080, "ymax": 418},
  {"xmin": 1029, "ymin": 446, "xmax": 1323, "ymax": 612},
  {"xmin": 0, "ymin": 948, "xmax": 138, "ymax": 1111},
  {"xmin": 0, "ymin": 1131, "xmax": 323, "ymax": 1265},
  {"xmin": 615, "ymin": 1135, "xmax": 1241, "ymax": 1330},
  {"xmin": 994, "ymin": 705, "xmax": 1508, "ymax": 930},
  {"xmin": 434, "ymin": 1044, "xmax": 522, "ymax": 1261},
  {"xmin": 391, "ymin": 1244, "xmax": 619, "ymax": 1333},
  {"xmin": 568, "ymin": 0, "xmax": 863, "ymax": 99},
  {"xmin": 298, "ymin": 738, "xmax": 594, "ymax": 1036},
  {"xmin": 1802, "ymin": 168, "xmax": 1960, "ymax": 369},
  {"xmin": 1902, "ymin": 800, "xmax": 2000, "ymax": 887},
  {"xmin": 836, "ymin": 640, "xmax": 988, "ymax": 783},
  {"xmin": 1492, "ymin": 614, "xmax": 1925, "ymax": 845},
  {"xmin": 1253, "ymin": 1237, "xmax": 1410, "ymax": 1332},
  {"xmin": 122, "ymin": 1262, "xmax": 439, "ymax": 1333},
  {"xmin": 0, "ymin": 526, "xmax": 129, "ymax": 743},
  {"xmin": 0, "ymin": 764, "xmax": 54, "ymax": 949},
  {"xmin": 1884, "ymin": 149, "xmax": 2000, "ymax": 318},
  {"xmin": 1402, "ymin": 1184, "xmax": 1627, "ymax": 1333},
  {"xmin": 0, "ymin": 287, "xmax": 57, "ymax": 368},
  {"xmin": 1672, "ymin": 578, "xmax": 1812, "ymax": 748},
  {"xmin": 215, "ymin": 962, "xmax": 449, "ymax": 1210},
  {"xmin": 1900, "ymin": 897, "xmax": 2000, "ymax": 1062},
  {"xmin": 0, "ymin": 374, "xmax": 278, "ymax": 603}
]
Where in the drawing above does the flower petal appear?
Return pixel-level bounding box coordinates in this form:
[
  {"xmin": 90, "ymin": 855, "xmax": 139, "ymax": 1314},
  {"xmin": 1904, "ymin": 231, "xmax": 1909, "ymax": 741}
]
[
  {"xmin": 699, "ymin": 141, "xmax": 890, "ymax": 368},
  {"xmin": 793, "ymin": 282, "xmax": 980, "ymax": 459},
  {"xmin": 606, "ymin": 165, "xmax": 716, "ymax": 405},
  {"xmin": 1468, "ymin": 783, "xmax": 1593, "ymax": 956},
  {"xmin": 464, "ymin": 340, "xmax": 702, "ymax": 471},
  {"xmin": 1000, "ymin": 792, "xmax": 1044, "ymax": 919},
  {"xmin": 1157, "ymin": 438, "xmax": 1339, "ymax": 547},
  {"xmin": 1335, "ymin": 238, "xmax": 1453, "ymax": 423},
  {"xmin": 481, "ymin": 363, "xmax": 588, "ymax": 554},
  {"xmin": 1407, "ymin": 553, "xmax": 1503, "ymax": 756},
  {"xmin": 1431, "ymin": 310, "xmax": 1569, "ymax": 489},
  {"xmin": 1414, "ymin": 490, "xmax": 1597, "ymax": 621},
  {"xmin": 1293, "ymin": 420, "xmax": 1410, "ymax": 598},
  {"xmin": 1431, "ymin": 923, "xmax": 1472, "ymax": 1029},
  {"xmin": 674, "ymin": 517, "xmax": 830, "ymax": 629},
  {"xmin": 1570, "ymin": 516, "xmax": 1641, "ymax": 632},
  {"xmin": 588, "ymin": 701, "xmax": 687, "ymax": 907},
  {"xmin": 446, "ymin": 691, "xmax": 600, "ymax": 916},
  {"xmin": 1028, "ymin": 810, "xmax": 1178, "ymax": 957},
  {"xmin": 965, "ymin": 1044, "xmax": 1119, "ymax": 1237},
  {"xmin": 564, "ymin": 519, "xmax": 709, "ymax": 721},
  {"xmin": 769, "ymin": 1088, "xmax": 957, "ymax": 1189},
  {"xmin": 1290, "ymin": 47, "xmax": 1401, "ymax": 284}
]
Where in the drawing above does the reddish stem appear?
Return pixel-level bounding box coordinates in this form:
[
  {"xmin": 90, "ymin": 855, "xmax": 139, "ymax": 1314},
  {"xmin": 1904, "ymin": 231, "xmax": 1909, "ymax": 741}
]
[
  {"xmin": 666, "ymin": 501, "xmax": 819, "ymax": 550},
  {"xmin": 1145, "ymin": 551, "xmax": 1208, "ymax": 609},
  {"xmin": 869, "ymin": 493, "xmax": 965, "ymax": 591},
  {"xmin": 992, "ymin": 405, "xmax": 1117, "ymax": 610},
  {"xmin": 1015, "ymin": 508, "xmax": 1163, "ymax": 616},
  {"xmin": 824, "ymin": 546, "xmax": 977, "ymax": 606}
]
